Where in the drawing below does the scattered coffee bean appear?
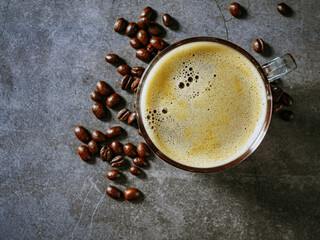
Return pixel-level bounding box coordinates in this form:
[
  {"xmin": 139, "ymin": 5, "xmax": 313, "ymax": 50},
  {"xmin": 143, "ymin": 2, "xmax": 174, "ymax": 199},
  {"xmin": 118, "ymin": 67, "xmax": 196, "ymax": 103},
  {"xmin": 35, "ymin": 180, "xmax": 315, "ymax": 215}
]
[
  {"xmin": 100, "ymin": 146, "xmax": 114, "ymax": 161},
  {"xmin": 106, "ymin": 93, "xmax": 121, "ymax": 108},
  {"xmin": 253, "ymin": 38, "xmax": 264, "ymax": 53},
  {"xmin": 129, "ymin": 166, "xmax": 140, "ymax": 175},
  {"xmin": 281, "ymin": 92, "xmax": 293, "ymax": 106},
  {"xmin": 131, "ymin": 78, "xmax": 140, "ymax": 92},
  {"xmin": 277, "ymin": 3, "xmax": 289, "ymax": 15},
  {"xmin": 74, "ymin": 126, "xmax": 91, "ymax": 143},
  {"xmin": 140, "ymin": 6, "xmax": 154, "ymax": 19},
  {"xmin": 162, "ymin": 14, "xmax": 172, "ymax": 27},
  {"xmin": 106, "ymin": 169, "xmax": 121, "ymax": 180},
  {"xmin": 127, "ymin": 111, "xmax": 137, "ymax": 125},
  {"xmin": 148, "ymin": 22, "xmax": 164, "ymax": 36},
  {"xmin": 120, "ymin": 75, "xmax": 134, "ymax": 90},
  {"xmin": 150, "ymin": 37, "xmax": 166, "ymax": 50},
  {"xmin": 281, "ymin": 110, "xmax": 294, "ymax": 121},
  {"xmin": 77, "ymin": 145, "xmax": 91, "ymax": 161},
  {"xmin": 272, "ymin": 103, "xmax": 283, "ymax": 114},
  {"xmin": 96, "ymin": 81, "xmax": 113, "ymax": 96},
  {"xmin": 136, "ymin": 142, "xmax": 150, "ymax": 157},
  {"xmin": 229, "ymin": 2, "xmax": 243, "ymax": 18},
  {"xmin": 88, "ymin": 140, "xmax": 99, "ymax": 155},
  {"xmin": 123, "ymin": 143, "xmax": 137, "ymax": 158},
  {"xmin": 110, "ymin": 155, "xmax": 125, "ymax": 167},
  {"xmin": 129, "ymin": 38, "xmax": 142, "ymax": 49},
  {"xmin": 106, "ymin": 126, "xmax": 122, "ymax": 138},
  {"xmin": 146, "ymin": 43, "xmax": 157, "ymax": 54},
  {"xmin": 133, "ymin": 157, "xmax": 146, "ymax": 167},
  {"xmin": 272, "ymin": 87, "xmax": 283, "ymax": 103},
  {"xmin": 117, "ymin": 108, "xmax": 131, "ymax": 122},
  {"xmin": 92, "ymin": 103, "xmax": 107, "ymax": 119},
  {"xmin": 113, "ymin": 18, "xmax": 127, "ymax": 32},
  {"xmin": 131, "ymin": 67, "xmax": 145, "ymax": 77},
  {"xmin": 117, "ymin": 64, "xmax": 131, "ymax": 76},
  {"xmin": 137, "ymin": 17, "xmax": 150, "ymax": 29},
  {"xmin": 124, "ymin": 188, "xmax": 140, "ymax": 200},
  {"xmin": 91, "ymin": 130, "xmax": 105, "ymax": 143},
  {"xmin": 105, "ymin": 54, "xmax": 119, "ymax": 63},
  {"xmin": 106, "ymin": 185, "xmax": 121, "ymax": 199},
  {"xmin": 125, "ymin": 22, "xmax": 139, "ymax": 37},
  {"xmin": 137, "ymin": 29, "xmax": 149, "ymax": 46},
  {"xmin": 90, "ymin": 90, "xmax": 103, "ymax": 102},
  {"xmin": 136, "ymin": 49, "xmax": 151, "ymax": 62},
  {"xmin": 110, "ymin": 140, "xmax": 123, "ymax": 155}
]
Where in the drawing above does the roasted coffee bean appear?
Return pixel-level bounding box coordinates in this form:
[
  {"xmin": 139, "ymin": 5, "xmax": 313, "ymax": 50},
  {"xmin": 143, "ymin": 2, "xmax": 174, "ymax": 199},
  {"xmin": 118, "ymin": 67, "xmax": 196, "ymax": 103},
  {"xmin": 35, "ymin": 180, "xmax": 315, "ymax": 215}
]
[
  {"xmin": 131, "ymin": 67, "xmax": 145, "ymax": 77},
  {"xmin": 110, "ymin": 155, "xmax": 125, "ymax": 168},
  {"xmin": 136, "ymin": 142, "xmax": 150, "ymax": 157},
  {"xmin": 253, "ymin": 39, "xmax": 264, "ymax": 53},
  {"xmin": 133, "ymin": 157, "xmax": 146, "ymax": 167},
  {"xmin": 127, "ymin": 112, "xmax": 137, "ymax": 125},
  {"xmin": 123, "ymin": 143, "xmax": 137, "ymax": 158},
  {"xmin": 92, "ymin": 103, "xmax": 107, "ymax": 119},
  {"xmin": 131, "ymin": 78, "xmax": 140, "ymax": 92},
  {"xmin": 113, "ymin": 18, "xmax": 127, "ymax": 32},
  {"xmin": 137, "ymin": 29, "xmax": 149, "ymax": 46},
  {"xmin": 106, "ymin": 126, "xmax": 122, "ymax": 138},
  {"xmin": 138, "ymin": 128, "xmax": 143, "ymax": 136},
  {"xmin": 148, "ymin": 22, "xmax": 164, "ymax": 36},
  {"xmin": 100, "ymin": 145, "xmax": 113, "ymax": 161},
  {"xmin": 281, "ymin": 92, "xmax": 293, "ymax": 106},
  {"xmin": 110, "ymin": 140, "xmax": 123, "ymax": 155},
  {"xmin": 106, "ymin": 185, "xmax": 121, "ymax": 199},
  {"xmin": 136, "ymin": 49, "xmax": 151, "ymax": 62},
  {"xmin": 129, "ymin": 166, "xmax": 140, "ymax": 175},
  {"xmin": 120, "ymin": 75, "xmax": 134, "ymax": 91},
  {"xmin": 162, "ymin": 14, "xmax": 172, "ymax": 27},
  {"xmin": 150, "ymin": 37, "xmax": 166, "ymax": 50},
  {"xmin": 117, "ymin": 64, "xmax": 131, "ymax": 76},
  {"xmin": 96, "ymin": 81, "xmax": 113, "ymax": 96},
  {"xmin": 146, "ymin": 43, "xmax": 157, "ymax": 54},
  {"xmin": 140, "ymin": 6, "xmax": 154, "ymax": 19},
  {"xmin": 74, "ymin": 126, "xmax": 91, "ymax": 143},
  {"xmin": 106, "ymin": 169, "xmax": 121, "ymax": 180},
  {"xmin": 137, "ymin": 17, "xmax": 150, "ymax": 29},
  {"xmin": 272, "ymin": 103, "xmax": 283, "ymax": 114},
  {"xmin": 125, "ymin": 22, "xmax": 139, "ymax": 37},
  {"xmin": 129, "ymin": 38, "xmax": 142, "ymax": 49},
  {"xmin": 90, "ymin": 90, "xmax": 103, "ymax": 102},
  {"xmin": 77, "ymin": 145, "xmax": 91, "ymax": 161},
  {"xmin": 91, "ymin": 130, "xmax": 105, "ymax": 143},
  {"xmin": 106, "ymin": 93, "xmax": 121, "ymax": 108},
  {"xmin": 272, "ymin": 87, "xmax": 283, "ymax": 103},
  {"xmin": 88, "ymin": 140, "xmax": 99, "ymax": 155},
  {"xmin": 105, "ymin": 54, "xmax": 119, "ymax": 63},
  {"xmin": 277, "ymin": 3, "xmax": 289, "ymax": 15},
  {"xmin": 124, "ymin": 188, "xmax": 140, "ymax": 200},
  {"xmin": 229, "ymin": 2, "xmax": 243, "ymax": 18},
  {"xmin": 117, "ymin": 108, "xmax": 131, "ymax": 122},
  {"xmin": 281, "ymin": 110, "xmax": 294, "ymax": 121}
]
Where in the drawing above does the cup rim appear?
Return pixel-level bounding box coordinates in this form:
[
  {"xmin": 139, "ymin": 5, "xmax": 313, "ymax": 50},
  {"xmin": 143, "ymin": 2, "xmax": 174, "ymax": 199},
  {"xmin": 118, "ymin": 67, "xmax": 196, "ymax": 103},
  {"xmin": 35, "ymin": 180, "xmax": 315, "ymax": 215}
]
[{"xmin": 135, "ymin": 37, "xmax": 272, "ymax": 173}]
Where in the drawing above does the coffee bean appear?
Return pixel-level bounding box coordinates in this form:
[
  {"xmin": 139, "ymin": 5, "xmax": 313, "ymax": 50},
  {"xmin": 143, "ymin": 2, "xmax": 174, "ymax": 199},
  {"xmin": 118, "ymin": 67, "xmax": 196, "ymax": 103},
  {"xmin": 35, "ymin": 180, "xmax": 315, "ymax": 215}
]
[
  {"xmin": 77, "ymin": 145, "xmax": 91, "ymax": 161},
  {"xmin": 162, "ymin": 14, "xmax": 172, "ymax": 27},
  {"xmin": 125, "ymin": 22, "xmax": 139, "ymax": 37},
  {"xmin": 137, "ymin": 17, "xmax": 150, "ymax": 29},
  {"xmin": 110, "ymin": 140, "xmax": 123, "ymax": 155},
  {"xmin": 91, "ymin": 130, "xmax": 105, "ymax": 143},
  {"xmin": 96, "ymin": 81, "xmax": 113, "ymax": 96},
  {"xmin": 272, "ymin": 87, "xmax": 283, "ymax": 103},
  {"xmin": 117, "ymin": 108, "xmax": 131, "ymax": 122},
  {"xmin": 106, "ymin": 185, "xmax": 121, "ymax": 199},
  {"xmin": 272, "ymin": 103, "xmax": 283, "ymax": 114},
  {"xmin": 146, "ymin": 43, "xmax": 157, "ymax": 54},
  {"xmin": 106, "ymin": 126, "xmax": 122, "ymax": 138},
  {"xmin": 137, "ymin": 29, "xmax": 149, "ymax": 46},
  {"xmin": 131, "ymin": 78, "xmax": 140, "ymax": 92},
  {"xmin": 281, "ymin": 92, "xmax": 293, "ymax": 106},
  {"xmin": 136, "ymin": 142, "xmax": 150, "ymax": 157},
  {"xmin": 129, "ymin": 166, "xmax": 140, "ymax": 175},
  {"xmin": 277, "ymin": 3, "xmax": 289, "ymax": 15},
  {"xmin": 124, "ymin": 188, "xmax": 140, "ymax": 200},
  {"xmin": 113, "ymin": 18, "xmax": 127, "ymax": 32},
  {"xmin": 120, "ymin": 75, "xmax": 134, "ymax": 90},
  {"xmin": 129, "ymin": 38, "xmax": 142, "ymax": 49},
  {"xmin": 105, "ymin": 54, "xmax": 119, "ymax": 64},
  {"xmin": 140, "ymin": 6, "xmax": 154, "ymax": 19},
  {"xmin": 133, "ymin": 157, "xmax": 146, "ymax": 167},
  {"xmin": 106, "ymin": 93, "xmax": 121, "ymax": 108},
  {"xmin": 131, "ymin": 67, "xmax": 145, "ymax": 78},
  {"xmin": 229, "ymin": 2, "xmax": 243, "ymax": 18},
  {"xmin": 117, "ymin": 64, "xmax": 131, "ymax": 76},
  {"xmin": 88, "ymin": 140, "xmax": 99, "ymax": 155},
  {"xmin": 123, "ymin": 143, "xmax": 137, "ymax": 158},
  {"xmin": 100, "ymin": 145, "xmax": 113, "ymax": 161},
  {"xmin": 127, "ymin": 111, "xmax": 137, "ymax": 125},
  {"xmin": 92, "ymin": 103, "xmax": 107, "ymax": 119},
  {"xmin": 74, "ymin": 126, "xmax": 91, "ymax": 143},
  {"xmin": 281, "ymin": 110, "xmax": 294, "ymax": 121},
  {"xmin": 106, "ymin": 169, "xmax": 120, "ymax": 180},
  {"xmin": 253, "ymin": 39, "xmax": 264, "ymax": 53},
  {"xmin": 148, "ymin": 22, "xmax": 164, "ymax": 36},
  {"xmin": 136, "ymin": 49, "xmax": 151, "ymax": 62},
  {"xmin": 110, "ymin": 155, "xmax": 125, "ymax": 167},
  {"xmin": 150, "ymin": 37, "xmax": 166, "ymax": 50},
  {"xmin": 90, "ymin": 90, "xmax": 103, "ymax": 102}
]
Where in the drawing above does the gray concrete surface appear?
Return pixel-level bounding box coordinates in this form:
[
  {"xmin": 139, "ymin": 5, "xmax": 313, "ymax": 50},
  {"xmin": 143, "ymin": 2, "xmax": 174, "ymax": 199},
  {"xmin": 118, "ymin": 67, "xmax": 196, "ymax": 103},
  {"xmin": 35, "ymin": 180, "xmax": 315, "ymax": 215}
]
[{"xmin": 1, "ymin": 0, "xmax": 319, "ymax": 239}]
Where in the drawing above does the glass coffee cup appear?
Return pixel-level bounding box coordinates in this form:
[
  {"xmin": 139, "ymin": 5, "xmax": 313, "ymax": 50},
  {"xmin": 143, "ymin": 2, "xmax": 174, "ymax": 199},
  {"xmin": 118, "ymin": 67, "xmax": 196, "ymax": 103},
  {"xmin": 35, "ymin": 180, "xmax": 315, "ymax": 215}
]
[{"xmin": 135, "ymin": 37, "xmax": 297, "ymax": 172}]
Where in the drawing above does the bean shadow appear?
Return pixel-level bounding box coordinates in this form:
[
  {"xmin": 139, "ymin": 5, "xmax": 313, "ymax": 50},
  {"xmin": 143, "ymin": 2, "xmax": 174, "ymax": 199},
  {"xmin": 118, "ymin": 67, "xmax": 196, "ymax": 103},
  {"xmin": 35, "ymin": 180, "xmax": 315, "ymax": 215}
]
[
  {"xmin": 130, "ymin": 190, "xmax": 145, "ymax": 204},
  {"xmin": 261, "ymin": 41, "xmax": 273, "ymax": 58},
  {"xmin": 167, "ymin": 17, "xmax": 180, "ymax": 31}
]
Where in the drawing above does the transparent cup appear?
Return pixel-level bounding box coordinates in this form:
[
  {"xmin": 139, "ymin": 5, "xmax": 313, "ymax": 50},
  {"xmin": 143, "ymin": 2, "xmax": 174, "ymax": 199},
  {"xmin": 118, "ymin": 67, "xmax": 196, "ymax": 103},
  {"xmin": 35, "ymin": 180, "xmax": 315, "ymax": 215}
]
[{"xmin": 135, "ymin": 37, "xmax": 297, "ymax": 172}]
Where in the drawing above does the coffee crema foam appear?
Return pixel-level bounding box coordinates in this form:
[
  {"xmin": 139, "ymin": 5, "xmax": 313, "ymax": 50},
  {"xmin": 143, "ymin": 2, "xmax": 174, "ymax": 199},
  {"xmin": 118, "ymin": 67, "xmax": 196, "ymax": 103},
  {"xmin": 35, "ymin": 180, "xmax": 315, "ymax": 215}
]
[{"xmin": 140, "ymin": 41, "xmax": 267, "ymax": 168}]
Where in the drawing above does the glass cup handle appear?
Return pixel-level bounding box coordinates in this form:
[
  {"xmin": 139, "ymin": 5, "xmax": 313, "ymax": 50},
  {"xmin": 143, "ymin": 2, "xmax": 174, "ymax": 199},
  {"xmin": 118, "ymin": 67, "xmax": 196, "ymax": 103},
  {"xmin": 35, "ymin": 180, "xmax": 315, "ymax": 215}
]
[{"xmin": 261, "ymin": 53, "xmax": 297, "ymax": 82}]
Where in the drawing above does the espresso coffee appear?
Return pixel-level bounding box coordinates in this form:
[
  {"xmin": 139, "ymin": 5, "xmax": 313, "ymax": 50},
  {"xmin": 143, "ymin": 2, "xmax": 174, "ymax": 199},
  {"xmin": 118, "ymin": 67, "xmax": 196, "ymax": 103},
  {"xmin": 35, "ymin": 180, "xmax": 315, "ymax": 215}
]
[{"xmin": 140, "ymin": 41, "xmax": 267, "ymax": 168}]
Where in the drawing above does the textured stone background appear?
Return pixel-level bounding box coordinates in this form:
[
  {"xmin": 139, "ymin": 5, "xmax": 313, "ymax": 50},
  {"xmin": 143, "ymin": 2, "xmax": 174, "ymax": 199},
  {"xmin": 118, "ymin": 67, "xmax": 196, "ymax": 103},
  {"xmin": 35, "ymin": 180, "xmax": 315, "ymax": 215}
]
[{"xmin": 0, "ymin": 0, "xmax": 319, "ymax": 239}]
